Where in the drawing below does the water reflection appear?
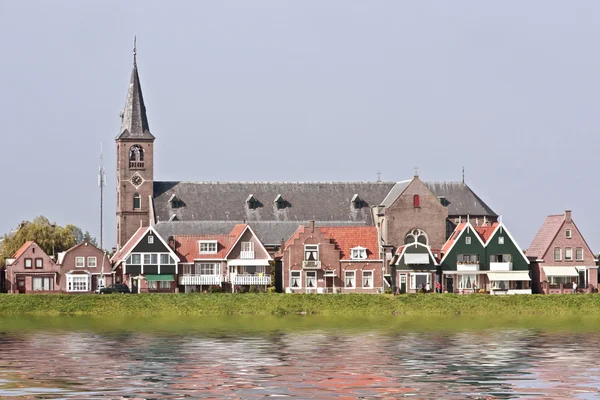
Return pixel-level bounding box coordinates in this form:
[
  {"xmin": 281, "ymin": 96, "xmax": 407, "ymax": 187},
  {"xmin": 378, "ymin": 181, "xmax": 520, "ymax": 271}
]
[{"xmin": 0, "ymin": 318, "xmax": 599, "ymax": 398}]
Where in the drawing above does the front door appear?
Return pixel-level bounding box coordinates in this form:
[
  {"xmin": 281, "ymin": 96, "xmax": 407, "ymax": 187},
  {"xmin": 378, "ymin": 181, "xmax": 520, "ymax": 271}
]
[
  {"xmin": 446, "ymin": 276, "xmax": 454, "ymax": 293},
  {"xmin": 16, "ymin": 277, "xmax": 26, "ymax": 294},
  {"xmin": 399, "ymin": 274, "xmax": 407, "ymax": 293},
  {"xmin": 578, "ymin": 270, "xmax": 586, "ymax": 289},
  {"xmin": 325, "ymin": 276, "xmax": 334, "ymax": 293}
]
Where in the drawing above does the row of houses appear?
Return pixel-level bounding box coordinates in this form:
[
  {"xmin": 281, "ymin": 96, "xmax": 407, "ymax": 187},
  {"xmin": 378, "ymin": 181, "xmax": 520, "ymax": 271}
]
[{"xmin": 2, "ymin": 209, "xmax": 596, "ymax": 295}]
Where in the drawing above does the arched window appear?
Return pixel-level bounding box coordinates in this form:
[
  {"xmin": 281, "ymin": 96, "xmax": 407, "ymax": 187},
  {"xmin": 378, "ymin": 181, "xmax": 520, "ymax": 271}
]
[
  {"xmin": 133, "ymin": 193, "xmax": 141, "ymax": 210},
  {"xmin": 405, "ymin": 229, "xmax": 428, "ymax": 245},
  {"xmin": 413, "ymin": 194, "xmax": 420, "ymax": 208},
  {"xmin": 129, "ymin": 145, "xmax": 144, "ymax": 168}
]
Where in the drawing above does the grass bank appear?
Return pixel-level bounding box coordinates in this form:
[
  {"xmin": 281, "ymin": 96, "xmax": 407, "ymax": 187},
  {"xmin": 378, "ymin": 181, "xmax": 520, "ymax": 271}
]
[{"xmin": 0, "ymin": 293, "xmax": 600, "ymax": 316}]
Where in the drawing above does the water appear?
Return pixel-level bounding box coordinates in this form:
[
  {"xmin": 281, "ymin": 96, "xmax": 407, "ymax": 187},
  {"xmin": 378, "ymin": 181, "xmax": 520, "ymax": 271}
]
[{"xmin": 0, "ymin": 315, "xmax": 599, "ymax": 399}]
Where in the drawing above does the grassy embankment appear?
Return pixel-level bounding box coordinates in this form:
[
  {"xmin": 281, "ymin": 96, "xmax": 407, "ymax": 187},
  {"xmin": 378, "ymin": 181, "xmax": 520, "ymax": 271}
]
[{"xmin": 0, "ymin": 293, "xmax": 600, "ymax": 316}]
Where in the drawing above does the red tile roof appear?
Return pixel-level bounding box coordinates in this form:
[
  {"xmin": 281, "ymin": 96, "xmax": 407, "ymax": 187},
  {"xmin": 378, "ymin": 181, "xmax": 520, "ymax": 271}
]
[
  {"xmin": 174, "ymin": 224, "xmax": 250, "ymax": 263},
  {"xmin": 318, "ymin": 226, "xmax": 379, "ymax": 260},
  {"xmin": 110, "ymin": 226, "xmax": 149, "ymax": 264},
  {"xmin": 474, "ymin": 222, "xmax": 499, "ymax": 243},
  {"xmin": 526, "ymin": 214, "xmax": 565, "ymax": 259},
  {"xmin": 12, "ymin": 241, "xmax": 34, "ymax": 259},
  {"xmin": 441, "ymin": 222, "xmax": 466, "ymax": 255}
]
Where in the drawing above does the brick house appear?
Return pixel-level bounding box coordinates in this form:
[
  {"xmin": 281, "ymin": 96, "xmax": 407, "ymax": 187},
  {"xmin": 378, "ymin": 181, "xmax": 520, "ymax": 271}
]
[
  {"xmin": 56, "ymin": 239, "xmax": 113, "ymax": 293},
  {"xmin": 526, "ymin": 210, "xmax": 598, "ymax": 294},
  {"xmin": 280, "ymin": 222, "xmax": 383, "ymax": 294},
  {"xmin": 3, "ymin": 241, "xmax": 60, "ymax": 293},
  {"xmin": 172, "ymin": 224, "xmax": 272, "ymax": 292}
]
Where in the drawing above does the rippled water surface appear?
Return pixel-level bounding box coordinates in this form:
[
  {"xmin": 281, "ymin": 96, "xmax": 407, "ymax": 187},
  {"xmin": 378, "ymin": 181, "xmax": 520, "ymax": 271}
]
[{"xmin": 1, "ymin": 315, "xmax": 600, "ymax": 399}]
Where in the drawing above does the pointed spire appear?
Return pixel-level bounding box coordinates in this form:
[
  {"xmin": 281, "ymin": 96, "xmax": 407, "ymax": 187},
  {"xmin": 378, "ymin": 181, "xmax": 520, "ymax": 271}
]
[{"xmin": 116, "ymin": 36, "xmax": 154, "ymax": 140}]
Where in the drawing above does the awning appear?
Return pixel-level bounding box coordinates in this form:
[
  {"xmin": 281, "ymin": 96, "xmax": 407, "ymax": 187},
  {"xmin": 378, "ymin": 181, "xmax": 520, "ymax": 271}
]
[
  {"xmin": 487, "ymin": 271, "xmax": 531, "ymax": 281},
  {"xmin": 145, "ymin": 274, "xmax": 175, "ymax": 282},
  {"xmin": 542, "ymin": 266, "xmax": 579, "ymax": 277}
]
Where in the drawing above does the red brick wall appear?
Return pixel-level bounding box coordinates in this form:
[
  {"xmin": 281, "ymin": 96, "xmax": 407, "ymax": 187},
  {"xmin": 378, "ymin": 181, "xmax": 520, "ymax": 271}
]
[
  {"xmin": 59, "ymin": 242, "xmax": 112, "ymax": 292},
  {"xmin": 5, "ymin": 243, "xmax": 60, "ymax": 293}
]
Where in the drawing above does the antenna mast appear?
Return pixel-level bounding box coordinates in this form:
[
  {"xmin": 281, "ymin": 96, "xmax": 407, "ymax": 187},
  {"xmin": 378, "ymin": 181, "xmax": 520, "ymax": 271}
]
[{"xmin": 98, "ymin": 143, "xmax": 106, "ymax": 250}]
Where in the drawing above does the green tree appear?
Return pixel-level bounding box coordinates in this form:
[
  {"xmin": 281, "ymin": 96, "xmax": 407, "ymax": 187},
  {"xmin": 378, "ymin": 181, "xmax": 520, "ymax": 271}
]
[{"xmin": 0, "ymin": 217, "xmax": 78, "ymax": 262}]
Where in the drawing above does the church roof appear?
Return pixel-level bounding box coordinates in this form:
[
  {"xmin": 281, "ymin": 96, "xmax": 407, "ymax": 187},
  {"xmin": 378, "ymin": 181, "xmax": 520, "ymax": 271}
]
[
  {"xmin": 152, "ymin": 181, "xmax": 395, "ymax": 226},
  {"xmin": 424, "ymin": 181, "xmax": 496, "ymax": 217},
  {"xmin": 116, "ymin": 50, "xmax": 153, "ymax": 140}
]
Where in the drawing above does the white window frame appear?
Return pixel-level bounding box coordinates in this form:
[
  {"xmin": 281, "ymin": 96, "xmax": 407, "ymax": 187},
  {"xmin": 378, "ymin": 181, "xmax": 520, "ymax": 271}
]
[
  {"xmin": 148, "ymin": 281, "xmax": 157, "ymax": 290},
  {"xmin": 160, "ymin": 254, "xmax": 175, "ymax": 265},
  {"xmin": 148, "ymin": 235, "xmax": 154, "ymax": 244},
  {"xmin": 566, "ymin": 229, "xmax": 572, "ymax": 239},
  {"xmin": 576, "ymin": 247, "xmax": 584, "ymax": 261},
  {"xmin": 304, "ymin": 244, "xmax": 319, "ymax": 261},
  {"xmin": 290, "ymin": 271, "xmax": 302, "ymax": 289},
  {"xmin": 350, "ymin": 247, "xmax": 367, "ymax": 260},
  {"xmin": 565, "ymin": 247, "xmax": 573, "ymax": 261},
  {"xmin": 306, "ymin": 271, "xmax": 317, "ymax": 289},
  {"xmin": 491, "ymin": 280, "xmax": 509, "ymax": 290},
  {"xmin": 410, "ymin": 273, "xmax": 431, "ymax": 290},
  {"xmin": 197, "ymin": 263, "xmax": 220, "ymax": 275},
  {"xmin": 458, "ymin": 274, "xmax": 477, "ymax": 290},
  {"xmin": 553, "ymin": 247, "xmax": 562, "ymax": 261},
  {"xmin": 498, "ymin": 236, "xmax": 504, "ymax": 245},
  {"xmin": 344, "ymin": 270, "xmax": 356, "ymax": 289},
  {"xmin": 67, "ymin": 275, "xmax": 89, "ymax": 292},
  {"xmin": 362, "ymin": 270, "xmax": 374, "ymax": 288},
  {"xmin": 241, "ymin": 241, "xmax": 254, "ymax": 252},
  {"xmin": 199, "ymin": 240, "xmax": 218, "ymax": 254},
  {"xmin": 465, "ymin": 236, "xmax": 471, "ymax": 245},
  {"xmin": 32, "ymin": 277, "xmax": 54, "ymax": 291},
  {"xmin": 87, "ymin": 257, "xmax": 97, "ymax": 268},
  {"xmin": 75, "ymin": 257, "xmax": 85, "ymax": 268},
  {"xmin": 159, "ymin": 281, "xmax": 170, "ymax": 289}
]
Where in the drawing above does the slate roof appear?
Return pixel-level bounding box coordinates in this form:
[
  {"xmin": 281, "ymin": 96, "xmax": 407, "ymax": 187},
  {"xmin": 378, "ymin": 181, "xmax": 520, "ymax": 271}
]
[
  {"xmin": 152, "ymin": 181, "xmax": 393, "ymax": 225},
  {"xmin": 154, "ymin": 220, "xmax": 367, "ymax": 246},
  {"xmin": 116, "ymin": 59, "xmax": 153, "ymax": 140},
  {"xmin": 380, "ymin": 180, "xmax": 411, "ymax": 207},
  {"xmin": 319, "ymin": 226, "xmax": 380, "ymax": 260},
  {"xmin": 424, "ymin": 182, "xmax": 497, "ymax": 217},
  {"xmin": 526, "ymin": 214, "xmax": 566, "ymax": 259}
]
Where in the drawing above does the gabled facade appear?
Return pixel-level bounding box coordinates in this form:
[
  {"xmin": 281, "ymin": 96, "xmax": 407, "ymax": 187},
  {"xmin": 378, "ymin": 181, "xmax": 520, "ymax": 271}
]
[
  {"xmin": 56, "ymin": 239, "xmax": 113, "ymax": 293},
  {"xmin": 173, "ymin": 224, "xmax": 273, "ymax": 292},
  {"xmin": 280, "ymin": 222, "xmax": 383, "ymax": 294},
  {"xmin": 526, "ymin": 210, "xmax": 597, "ymax": 294},
  {"xmin": 4, "ymin": 241, "xmax": 61, "ymax": 293},
  {"xmin": 110, "ymin": 225, "xmax": 180, "ymax": 293},
  {"xmin": 392, "ymin": 242, "xmax": 439, "ymax": 293}
]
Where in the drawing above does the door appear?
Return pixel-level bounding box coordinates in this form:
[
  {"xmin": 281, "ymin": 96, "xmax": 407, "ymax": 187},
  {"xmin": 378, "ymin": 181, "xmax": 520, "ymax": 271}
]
[
  {"xmin": 446, "ymin": 276, "xmax": 454, "ymax": 293},
  {"xmin": 399, "ymin": 274, "xmax": 407, "ymax": 293},
  {"xmin": 16, "ymin": 277, "xmax": 26, "ymax": 294},
  {"xmin": 325, "ymin": 276, "xmax": 334, "ymax": 293},
  {"xmin": 578, "ymin": 270, "xmax": 586, "ymax": 289}
]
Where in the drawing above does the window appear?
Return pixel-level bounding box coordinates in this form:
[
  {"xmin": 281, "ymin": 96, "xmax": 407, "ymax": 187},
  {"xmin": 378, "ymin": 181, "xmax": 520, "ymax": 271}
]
[
  {"xmin": 576, "ymin": 248, "xmax": 584, "ymax": 261},
  {"xmin": 148, "ymin": 281, "xmax": 157, "ymax": 290},
  {"xmin": 498, "ymin": 236, "xmax": 505, "ymax": 245},
  {"xmin": 75, "ymin": 257, "xmax": 85, "ymax": 268},
  {"xmin": 491, "ymin": 280, "xmax": 509, "ymax": 290},
  {"xmin": 405, "ymin": 229, "xmax": 428, "ymax": 245},
  {"xmin": 129, "ymin": 144, "xmax": 144, "ymax": 162},
  {"xmin": 144, "ymin": 254, "xmax": 151, "ymax": 264},
  {"xmin": 148, "ymin": 236, "xmax": 154, "ymax": 244},
  {"xmin": 465, "ymin": 236, "xmax": 472, "ymax": 245},
  {"xmin": 24, "ymin": 258, "xmax": 32, "ymax": 269},
  {"xmin": 490, "ymin": 254, "xmax": 512, "ymax": 263},
  {"xmin": 413, "ymin": 194, "xmax": 420, "ymax": 208},
  {"xmin": 553, "ymin": 247, "xmax": 562, "ymax": 261},
  {"xmin": 351, "ymin": 247, "xmax": 367, "ymax": 260},
  {"xmin": 67, "ymin": 275, "xmax": 89, "ymax": 292},
  {"xmin": 32, "ymin": 277, "xmax": 53, "ymax": 291},
  {"xmin": 199, "ymin": 241, "xmax": 217, "ymax": 254},
  {"xmin": 458, "ymin": 274, "xmax": 477, "ymax": 289},
  {"xmin": 565, "ymin": 248, "xmax": 573, "ymax": 261},
  {"xmin": 241, "ymin": 242, "xmax": 254, "ymax": 259},
  {"xmin": 290, "ymin": 271, "xmax": 301, "ymax": 288},
  {"xmin": 566, "ymin": 229, "xmax": 572, "ymax": 238},
  {"xmin": 133, "ymin": 193, "xmax": 141, "ymax": 210},
  {"xmin": 345, "ymin": 271, "xmax": 356, "ymax": 288},
  {"xmin": 87, "ymin": 257, "xmax": 97, "ymax": 268},
  {"xmin": 160, "ymin": 254, "xmax": 175, "ymax": 264},
  {"xmin": 237, "ymin": 265, "xmax": 265, "ymax": 275},
  {"xmin": 197, "ymin": 263, "xmax": 219, "ymax": 275},
  {"xmin": 457, "ymin": 254, "xmax": 479, "ymax": 263},
  {"xmin": 127, "ymin": 254, "xmax": 141, "ymax": 264},
  {"xmin": 362, "ymin": 271, "xmax": 373, "ymax": 288},
  {"xmin": 35, "ymin": 258, "xmax": 43, "ymax": 269},
  {"xmin": 160, "ymin": 281, "xmax": 170, "ymax": 289},
  {"xmin": 306, "ymin": 271, "xmax": 317, "ymax": 288},
  {"xmin": 410, "ymin": 273, "xmax": 430, "ymax": 290},
  {"xmin": 304, "ymin": 244, "xmax": 319, "ymax": 261}
]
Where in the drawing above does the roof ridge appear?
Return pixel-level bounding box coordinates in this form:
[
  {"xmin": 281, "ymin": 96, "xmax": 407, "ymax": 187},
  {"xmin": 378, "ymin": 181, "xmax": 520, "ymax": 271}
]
[{"xmin": 155, "ymin": 181, "xmax": 396, "ymax": 185}]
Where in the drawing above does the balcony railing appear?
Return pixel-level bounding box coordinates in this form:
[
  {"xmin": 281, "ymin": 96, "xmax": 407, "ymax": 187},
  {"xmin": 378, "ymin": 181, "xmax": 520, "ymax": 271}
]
[
  {"xmin": 302, "ymin": 260, "xmax": 322, "ymax": 269},
  {"xmin": 240, "ymin": 251, "xmax": 255, "ymax": 260},
  {"xmin": 457, "ymin": 262, "xmax": 480, "ymax": 271},
  {"xmin": 490, "ymin": 262, "xmax": 512, "ymax": 271},
  {"xmin": 129, "ymin": 161, "xmax": 145, "ymax": 169},
  {"xmin": 179, "ymin": 275, "xmax": 222, "ymax": 286},
  {"xmin": 231, "ymin": 275, "xmax": 271, "ymax": 285}
]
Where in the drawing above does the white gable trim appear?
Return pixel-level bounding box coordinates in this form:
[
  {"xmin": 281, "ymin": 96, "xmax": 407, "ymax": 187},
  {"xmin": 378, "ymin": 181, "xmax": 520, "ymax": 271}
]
[
  {"xmin": 488, "ymin": 222, "xmax": 530, "ymax": 265},
  {"xmin": 224, "ymin": 225, "xmax": 273, "ymax": 261},
  {"xmin": 113, "ymin": 226, "xmax": 181, "ymax": 267},
  {"xmin": 395, "ymin": 242, "xmax": 439, "ymax": 266},
  {"xmin": 440, "ymin": 224, "xmax": 468, "ymax": 264}
]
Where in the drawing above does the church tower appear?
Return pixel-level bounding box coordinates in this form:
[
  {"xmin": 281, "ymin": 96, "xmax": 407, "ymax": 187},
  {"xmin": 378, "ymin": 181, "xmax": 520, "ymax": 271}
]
[{"xmin": 115, "ymin": 39, "xmax": 155, "ymax": 249}]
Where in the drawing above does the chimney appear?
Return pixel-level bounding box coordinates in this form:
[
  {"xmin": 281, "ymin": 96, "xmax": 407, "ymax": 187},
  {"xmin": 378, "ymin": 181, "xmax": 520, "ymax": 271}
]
[
  {"xmin": 168, "ymin": 236, "xmax": 175, "ymax": 250},
  {"xmin": 309, "ymin": 220, "xmax": 315, "ymax": 233},
  {"xmin": 565, "ymin": 210, "xmax": 572, "ymax": 223}
]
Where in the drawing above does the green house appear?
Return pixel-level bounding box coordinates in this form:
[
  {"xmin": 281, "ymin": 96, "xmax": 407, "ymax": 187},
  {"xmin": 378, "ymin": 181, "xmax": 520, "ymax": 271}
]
[{"xmin": 392, "ymin": 242, "xmax": 438, "ymax": 293}]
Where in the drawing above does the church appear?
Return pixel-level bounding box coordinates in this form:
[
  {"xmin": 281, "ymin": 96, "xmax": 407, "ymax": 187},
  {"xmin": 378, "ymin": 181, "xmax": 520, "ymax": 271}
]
[{"xmin": 114, "ymin": 47, "xmax": 498, "ymax": 292}]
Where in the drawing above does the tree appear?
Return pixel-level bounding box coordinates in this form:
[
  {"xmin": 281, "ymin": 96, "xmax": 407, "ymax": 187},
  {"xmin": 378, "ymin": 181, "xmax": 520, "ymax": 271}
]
[
  {"xmin": 0, "ymin": 217, "xmax": 78, "ymax": 262},
  {"xmin": 65, "ymin": 225, "xmax": 99, "ymax": 247}
]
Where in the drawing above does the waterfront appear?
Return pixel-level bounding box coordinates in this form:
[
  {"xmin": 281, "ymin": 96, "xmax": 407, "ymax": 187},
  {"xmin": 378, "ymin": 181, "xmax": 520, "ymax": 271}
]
[{"xmin": 0, "ymin": 315, "xmax": 599, "ymax": 398}]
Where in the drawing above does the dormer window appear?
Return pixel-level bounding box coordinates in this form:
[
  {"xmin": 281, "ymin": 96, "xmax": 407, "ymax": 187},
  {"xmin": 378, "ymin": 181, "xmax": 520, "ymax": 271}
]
[
  {"xmin": 350, "ymin": 247, "xmax": 367, "ymax": 260},
  {"xmin": 566, "ymin": 229, "xmax": 572, "ymax": 239},
  {"xmin": 275, "ymin": 194, "xmax": 286, "ymax": 210},
  {"xmin": 169, "ymin": 194, "xmax": 181, "ymax": 209},
  {"xmin": 351, "ymin": 194, "xmax": 363, "ymax": 209},
  {"xmin": 199, "ymin": 240, "xmax": 218, "ymax": 254},
  {"xmin": 438, "ymin": 196, "xmax": 448, "ymax": 207},
  {"xmin": 413, "ymin": 194, "xmax": 420, "ymax": 208},
  {"xmin": 247, "ymin": 195, "xmax": 258, "ymax": 210}
]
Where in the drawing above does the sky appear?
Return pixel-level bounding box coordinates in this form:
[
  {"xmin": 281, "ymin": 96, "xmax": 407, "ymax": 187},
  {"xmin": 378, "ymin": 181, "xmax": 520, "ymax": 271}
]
[{"xmin": 1, "ymin": 1, "xmax": 599, "ymax": 251}]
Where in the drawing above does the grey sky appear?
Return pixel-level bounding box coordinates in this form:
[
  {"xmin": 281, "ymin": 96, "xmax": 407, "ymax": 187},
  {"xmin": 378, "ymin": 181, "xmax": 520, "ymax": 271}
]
[{"xmin": 1, "ymin": 1, "xmax": 598, "ymax": 251}]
